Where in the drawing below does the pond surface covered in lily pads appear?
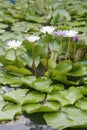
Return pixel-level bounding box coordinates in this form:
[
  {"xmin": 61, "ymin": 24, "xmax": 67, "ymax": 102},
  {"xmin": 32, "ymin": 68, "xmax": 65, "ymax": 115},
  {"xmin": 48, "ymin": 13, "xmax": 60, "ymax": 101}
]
[{"xmin": 0, "ymin": 0, "xmax": 87, "ymax": 130}]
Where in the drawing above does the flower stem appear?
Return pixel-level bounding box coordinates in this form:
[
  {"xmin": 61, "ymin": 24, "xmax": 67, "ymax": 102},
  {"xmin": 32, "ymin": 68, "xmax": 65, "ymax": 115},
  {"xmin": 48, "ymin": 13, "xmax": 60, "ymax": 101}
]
[
  {"xmin": 27, "ymin": 0, "xmax": 29, "ymax": 8},
  {"xmin": 59, "ymin": 36, "xmax": 63, "ymax": 62},
  {"xmin": 32, "ymin": 43, "xmax": 37, "ymax": 76},
  {"xmin": 14, "ymin": 50, "xmax": 20, "ymax": 67},
  {"xmin": 74, "ymin": 42, "xmax": 76, "ymax": 62},
  {"xmin": 46, "ymin": 35, "xmax": 51, "ymax": 70},
  {"xmin": 66, "ymin": 37, "xmax": 71, "ymax": 60}
]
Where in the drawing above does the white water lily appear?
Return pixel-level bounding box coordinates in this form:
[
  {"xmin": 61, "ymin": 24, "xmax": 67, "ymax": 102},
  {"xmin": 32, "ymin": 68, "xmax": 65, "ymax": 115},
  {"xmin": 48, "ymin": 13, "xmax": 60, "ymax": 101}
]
[
  {"xmin": 40, "ymin": 26, "xmax": 55, "ymax": 34},
  {"xmin": 7, "ymin": 40, "xmax": 22, "ymax": 49},
  {"xmin": 65, "ymin": 30, "xmax": 78, "ymax": 37},
  {"xmin": 26, "ymin": 35, "xmax": 40, "ymax": 43}
]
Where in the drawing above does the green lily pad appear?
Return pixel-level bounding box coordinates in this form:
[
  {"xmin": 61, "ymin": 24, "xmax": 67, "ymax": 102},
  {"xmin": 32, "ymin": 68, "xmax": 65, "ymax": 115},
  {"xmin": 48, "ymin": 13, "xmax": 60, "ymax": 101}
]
[
  {"xmin": 0, "ymin": 101, "xmax": 7, "ymax": 110},
  {"xmin": 21, "ymin": 76, "xmax": 36, "ymax": 86},
  {"xmin": 51, "ymin": 84, "xmax": 64, "ymax": 91},
  {"xmin": 11, "ymin": 22, "xmax": 32, "ymax": 33},
  {"xmin": 47, "ymin": 91, "xmax": 70, "ymax": 106},
  {"xmin": 44, "ymin": 106, "xmax": 87, "ymax": 130},
  {"xmin": 0, "ymin": 23, "xmax": 8, "ymax": 29},
  {"xmin": 56, "ymin": 60, "xmax": 72, "ymax": 73},
  {"xmin": 44, "ymin": 111, "xmax": 73, "ymax": 130},
  {"xmin": 64, "ymin": 87, "xmax": 83, "ymax": 104},
  {"xmin": 22, "ymin": 103, "xmax": 41, "ymax": 114},
  {"xmin": 51, "ymin": 9, "xmax": 71, "ymax": 24},
  {"xmin": 5, "ymin": 65, "xmax": 32, "ymax": 76},
  {"xmin": 23, "ymin": 101, "xmax": 60, "ymax": 113},
  {"xmin": 69, "ymin": 65, "xmax": 87, "ymax": 77},
  {"xmin": 3, "ymin": 89, "xmax": 45, "ymax": 105},
  {"xmin": 0, "ymin": 103, "xmax": 22, "ymax": 121},
  {"xmin": 0, "ymin": 74, "xmax": 23, "ymax": 87},
  {"xmin": 52, "ymin": 70, "xmax": 67, "ymax": 84},
  {"xmin": 3, "ymin": 89, "xmax": 28, "ymax": 104},
  {"xmin": 75, "ymin": 97, "xmax": 87, "ymax": 110},
  {"xmin": 31, "ymin": 77, "xmax": 53, "ymax": 93},
  {"xmin": 63, "ymin": 106, "xmax": 87, "ymax": 126},
  {"xmin": 0, "ymin": 95, "xmax": 3, "ymax": 101},
  {"xmin": 22, "ymin": 91, "xmax": 45, "ymax": 104},
  {"xmin": 38, "ymin": 101, "xmax": 60, "ymax": 112}
]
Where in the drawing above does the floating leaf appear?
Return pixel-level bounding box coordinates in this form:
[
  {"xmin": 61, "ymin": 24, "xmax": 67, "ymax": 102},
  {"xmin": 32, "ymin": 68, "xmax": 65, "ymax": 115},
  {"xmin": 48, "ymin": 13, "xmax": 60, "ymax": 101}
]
[
  {"xmin": 51, "ymin": 9, "xmax": 71, "ymax": 24},
  {"xmin": 0, "ymin": 101, "xmax": 7, "ymax": 110},
  {"xmin": 47, "ymin": 91, "xmax": 70, "ymax": 106},
  {"xmin": 3, "ymin": 89, "xmax": 28, "ymax": 104},
  {"xmin": 52, "ymin": 70, "xmax": 67, "ymax": 84},
  {"xmin": 63, "ymin": 106, "xmax": 87, "ymax": 127},
  {"xmin": 5, "ymin": 65, "xmax": 32, "ymax": 76},
  {"xmin": 69, "ymin": 65, "xmax": 87, "ymax": 76},
  {"xmin": 38, "ymin": 101, "xmax": 60, "ymax": 112},
  {"xmin": 11, "ymin": 22, "xmax": 32, "ymax": 33},
  {"xmin": 0, "ymin": 74, "xmax": 23, "ymax": 87},
  {"xmin": 56, "ymin": 60, "xmax": 72, "ymax": 73},
  {"xmin": 31, "ymin": 77, "xmax": 53, "ymax": 93},
  {"xmin": 22, "ymin": 103, "xmax": 41, "ymax": 114},
  {"xmin": 44, "ymin": 111, "xmax": 73, "ymax": 130},
  {"xmin": 75, "ymin": 97, "xmax": 87, "ymax": 110},
  {"xmin": 44, "ymin": 106, "xmax": 87, "ymax": 130},
  {"xmin": 22, "ymin": 91, "xmax": 45, "ymax": 104},
  {"xmin": 0, "ymin": 103, "xmax": 22, "ymax": 121},
  {"xmin": 3, "ymin": 89, "xmax": 45, "ymax": 105},
  {"xmin": 51, "ymin": 84, "xmax": 64, "ymax": 91},
  {"xmin": 64, "ymin": 87, "xmax": 83, "ymax": 104},
  {"xmin": 21, "ymin": 76, "xmax": 36, "ymax": 86}
]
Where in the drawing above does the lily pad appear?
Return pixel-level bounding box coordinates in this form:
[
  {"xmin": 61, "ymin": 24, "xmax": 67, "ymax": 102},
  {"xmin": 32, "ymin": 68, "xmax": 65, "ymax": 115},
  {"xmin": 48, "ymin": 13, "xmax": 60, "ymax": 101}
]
[
  {"xmin": 3, "ymin": 89, "xmax": 28, "ymax": 104},
  {"xmin": 3, "ymin": 89, "xmax": 45, "ymax": 105},
  {"xmin": 22, "ymin": 103, "xmax": 41, "ymax": 114},
  {"xmin": 0, "ymin": 74, "xmax": 23, "ymax": 87},
  {"xmin": 56, "ymin": 60, "xmax": 72, "ymax": 73},
  {"xmin": 31, "ymin": 77, "xmax": 53, "ymax": 93},
  {"xmin": 5, "ymin": 65, "xmax": 32, "ymax": 76},
  {"xmin": 64, "ymin": 87, "xmax": 83, "ymax": 104},
  {"xmin": 47, "ymin": 91, "xmax": 70, "ymax": 106},
  {"xmin": 0, "ymin": 103, "xmax": 22, "ymax": 121},
  {"xmin": 75, "ymin": 97, "xmax": 87, "ymax": 110},
  {"xmin": 44, "ymin": 111, "xmax": 73, "ymax": 130},
  {"xmin": 38, "ymin": 101, "xmax": 60, "ymax": 112}
]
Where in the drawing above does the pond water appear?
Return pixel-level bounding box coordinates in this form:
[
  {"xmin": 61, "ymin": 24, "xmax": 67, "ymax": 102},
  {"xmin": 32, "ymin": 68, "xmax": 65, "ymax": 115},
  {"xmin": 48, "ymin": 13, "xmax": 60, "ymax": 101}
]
[
  {"xmin": 0, "ymin": 113, "xmax": 87, "ymax": 130},
  {"xmin": 0, "ymin": 113, "xmax": 53, "ymax": 130}
]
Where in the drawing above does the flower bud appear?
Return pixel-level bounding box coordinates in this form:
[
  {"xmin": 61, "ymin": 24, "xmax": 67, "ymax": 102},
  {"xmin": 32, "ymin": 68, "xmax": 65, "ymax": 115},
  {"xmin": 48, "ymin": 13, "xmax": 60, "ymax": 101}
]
[{"xmin": 72, "ymin": 36, "xmax": 78, "ymax": 42}]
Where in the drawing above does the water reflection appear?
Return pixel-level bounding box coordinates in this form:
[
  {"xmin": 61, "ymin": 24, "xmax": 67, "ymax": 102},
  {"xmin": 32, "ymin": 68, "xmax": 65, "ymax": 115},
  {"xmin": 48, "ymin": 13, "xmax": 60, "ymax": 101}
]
[
  {"xmin": 0, "ymin": 114, "xmax": 87, "ymax": 130},
  {"xmin": 0, "ymin": 124, "xmax": 53, "ymax": 130},
  {"xmin": 0, "ymin": 114, "xmax": 53, "ymax": 130}
]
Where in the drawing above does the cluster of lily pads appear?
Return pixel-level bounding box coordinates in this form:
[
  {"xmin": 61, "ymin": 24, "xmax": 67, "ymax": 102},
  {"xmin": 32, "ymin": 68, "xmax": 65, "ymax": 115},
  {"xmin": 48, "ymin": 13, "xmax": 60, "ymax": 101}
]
[{"xmin": 0, "ymin": 0, "xmax": 87, "ymax": 130}]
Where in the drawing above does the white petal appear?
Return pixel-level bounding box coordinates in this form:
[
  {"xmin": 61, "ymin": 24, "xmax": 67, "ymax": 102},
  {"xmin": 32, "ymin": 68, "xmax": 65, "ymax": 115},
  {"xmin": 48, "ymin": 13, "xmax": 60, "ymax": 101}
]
[
  {"xmin": 40, "ymin": 26, "xmax": 55, "ymax": 34},
  {"xmin": 26, "ymin": 35, "xmax": 40, "ymax": 43}
]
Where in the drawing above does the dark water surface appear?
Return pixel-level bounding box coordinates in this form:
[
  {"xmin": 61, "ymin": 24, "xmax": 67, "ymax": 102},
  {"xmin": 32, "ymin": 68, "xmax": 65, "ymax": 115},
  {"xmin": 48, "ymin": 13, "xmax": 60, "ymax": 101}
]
[
  {"xmin": 0, "ymin": 113, "xmax": 87, "ymax": 130},
  {"xmin": 0, "ymin": 113, "xmax": 53, "ymax": 130}
]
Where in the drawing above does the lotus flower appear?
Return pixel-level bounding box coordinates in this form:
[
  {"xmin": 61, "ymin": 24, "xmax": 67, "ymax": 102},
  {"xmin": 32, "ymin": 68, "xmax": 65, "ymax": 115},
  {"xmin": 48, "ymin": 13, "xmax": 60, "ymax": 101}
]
[{"xmin": 7, "ymin": 40, "xmax": 22, "ymax": 49}]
